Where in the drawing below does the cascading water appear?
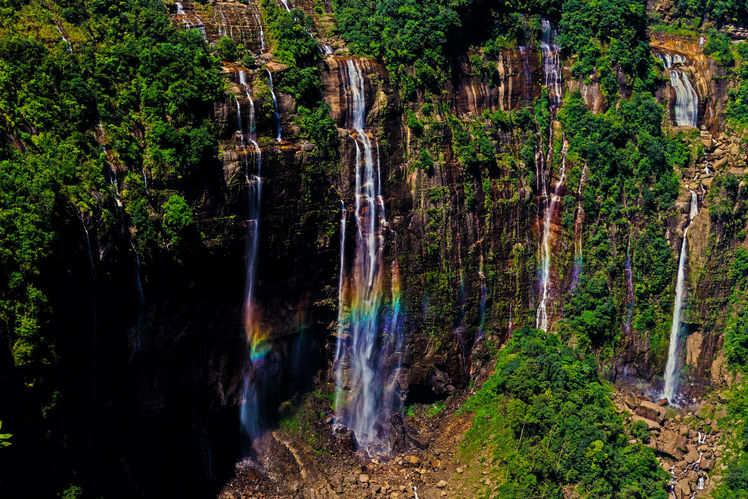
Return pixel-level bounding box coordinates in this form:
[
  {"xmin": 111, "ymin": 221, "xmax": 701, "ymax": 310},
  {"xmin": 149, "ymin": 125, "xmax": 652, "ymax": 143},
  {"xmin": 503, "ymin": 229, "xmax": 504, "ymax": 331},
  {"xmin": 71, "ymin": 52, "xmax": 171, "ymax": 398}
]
[
  {"xmin": 536, "ymin": 145, "xmax": 566, "ymax": 331},
  {"xmin": 265, "ymin": 69, "xmax": 282, "ymax": 142},
  {"xmin": 659, "ymin": 53, "xmax": 699, "ymax": 127},
  {"xmin": 56, "ymin": 24, "xmax": 72, "ymax": 52},
  {"xmin": 540, "ymin": 19, "xmax": 562, "ymax": 108},
  {"xmin": 333, "ymin": 59, "xmax": 403, "ymax": 456},
  {"xmin": 570, "ymin": 165, "xmax": 587, "ymax": 290},
  {"xmin": 253, "ymin": 5, "xmax": 265, "ymax": 53},
  {"xmin": 236, "ymin": 70, "xmax": 266, "ymax": 440},
  {"xmin": 662, "ymin": 190, "xmax": 699, "ymax": 403},
  {"xmin": 535, "ymin": 20, "xmax": 564, "ymax": 331}
]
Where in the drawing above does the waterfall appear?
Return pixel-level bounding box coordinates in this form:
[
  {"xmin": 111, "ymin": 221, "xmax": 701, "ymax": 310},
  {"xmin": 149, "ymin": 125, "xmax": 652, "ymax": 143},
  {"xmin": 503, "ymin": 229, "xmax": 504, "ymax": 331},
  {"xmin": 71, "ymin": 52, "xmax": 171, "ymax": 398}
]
[
  {"xmin": 659, "ymin": 53, "xmax": 699, "ymax": 127},
  {"xmin": 333, "ymin": 59, "xmax": 403, "ymax": 456},
  {"xmin": 215, "ymin": 5, "xmax": 229, "ymax": 39},
  {"xmin": 237, "ymin": 70, "xmax": 265, "ymax": 439},
  {"xmin": 175, "ymin": 1, "xmax": 205, "ymax": 39},
  {"xmin": 333, "ymin": 200, "xmax": 347, "ymax": 416},
  {"xmin": 279, "ymin": 0, "xmax": 292, "ymax": 12},
  {"xmin": 56, "ymin": 24, "xmax": 72, "ymax": 52},
  {"xmin": 535, "ymin": 20, "xmax": 564, "ymax": 331},
  {"xmin": 662, "ymin": 190, "xmax": 699, "ymax": 403},
  {"xmin": 540, "ymin": 19, "xmax": 562, "ymax": 109},
  {"xmin": 477, "ymin": 255, "xmax": 487, "ymax": 339},
  {"xmin": 623, "ymin": 238, "xmax": 635, "ymax": 334},
  {"xmin": 176, "ymin": 2, "xmax": 191, "ymax": 29},
  {"xmin": 253, "ymin": 6, "xmax": 265, "ymax": 53},
  {"xmin": 536, "ymin": 143, "xmax": 567, "ymax": 331},
  {"xmin": 266, "ymin": 69, "xmax": 282, "ymax": 142},
  {"xmin": 570, "ymin": 165, "xmax": 587, "ymax": 290}
]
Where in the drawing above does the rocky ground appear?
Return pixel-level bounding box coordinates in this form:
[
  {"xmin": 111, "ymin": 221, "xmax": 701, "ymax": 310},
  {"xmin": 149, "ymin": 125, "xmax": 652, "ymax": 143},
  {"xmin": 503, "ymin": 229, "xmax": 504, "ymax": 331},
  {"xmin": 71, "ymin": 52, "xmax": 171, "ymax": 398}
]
[
  {"xmin": 613, "ymin": 387, "xmax": 726, "ymax": 499},
  {"xmin": 218, "ymin": 380, "xmax": 727, "ymax": 499}
]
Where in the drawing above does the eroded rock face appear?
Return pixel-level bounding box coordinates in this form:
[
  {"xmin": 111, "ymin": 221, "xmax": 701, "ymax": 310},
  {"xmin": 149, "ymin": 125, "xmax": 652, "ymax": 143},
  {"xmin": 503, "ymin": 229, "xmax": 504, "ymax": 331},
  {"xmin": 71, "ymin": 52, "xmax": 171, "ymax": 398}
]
[
  {"xmin": 565, "ymin": 67, "xmax": 605, "ymax": 113},
  {"xmin": 170, "ymin": 0, "xmax": 265, "ymax": 50},
  {"xmin": 453, "ymin": 47, "xmax": 541, "ymax": 115}
]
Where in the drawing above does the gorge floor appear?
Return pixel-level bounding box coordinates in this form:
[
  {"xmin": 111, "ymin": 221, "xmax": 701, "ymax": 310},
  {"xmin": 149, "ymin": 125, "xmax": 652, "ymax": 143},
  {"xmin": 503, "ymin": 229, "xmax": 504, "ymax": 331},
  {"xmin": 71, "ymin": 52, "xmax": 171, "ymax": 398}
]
[{"xmin": 219, "ymin": 383, "xmax": 723, "ymax": 499}]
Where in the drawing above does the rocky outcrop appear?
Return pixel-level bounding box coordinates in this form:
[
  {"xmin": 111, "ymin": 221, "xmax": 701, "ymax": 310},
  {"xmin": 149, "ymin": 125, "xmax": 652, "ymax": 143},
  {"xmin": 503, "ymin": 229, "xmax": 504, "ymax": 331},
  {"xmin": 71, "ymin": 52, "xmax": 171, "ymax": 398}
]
[
  {"xmin": 453, "ymin": 47, "xmax": 541, "ymax": 115},
  {"xmin": 649, "ymin": 33, "xmax": 731, "ymax": 135},
  {"xmin": 616, "ymin": 389, "xmax": 723, "ymax": 498},
  {"xmin": 636, "ymin": 400, "xmax": 667, "ymax": 424}
]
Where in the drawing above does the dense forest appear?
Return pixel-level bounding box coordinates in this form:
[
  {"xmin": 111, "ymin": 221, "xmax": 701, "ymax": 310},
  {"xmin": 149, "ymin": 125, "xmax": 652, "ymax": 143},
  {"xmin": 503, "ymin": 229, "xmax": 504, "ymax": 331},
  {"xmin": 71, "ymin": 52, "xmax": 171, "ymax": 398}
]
[{"xmin": 0, "ymin": 0, "xmax": 746, "ymax": 497}]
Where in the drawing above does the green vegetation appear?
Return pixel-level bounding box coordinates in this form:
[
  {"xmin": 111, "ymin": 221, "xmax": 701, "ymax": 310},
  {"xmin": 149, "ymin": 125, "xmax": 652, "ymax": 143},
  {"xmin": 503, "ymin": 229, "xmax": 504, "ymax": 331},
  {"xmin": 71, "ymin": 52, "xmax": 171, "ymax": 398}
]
[
  {"xmin": 560, "ymin": 0, "xmax": 653, "ymax": 89},
  {"xmin": 671, "ymin": 0, "xmax": 748, "ymax": 25},
  {"xmin": 335, "ymin": 0, "xmax": 462, "ymax": 94},
  {"xmin": 0, "ymin": 0, "xmax": 222, "ymax": 366},
  {"xmin": 0, "ymin": 0, "xmax": 223, "ymax": 494},
  {"xmin": 558, "ymin": 92, "xmax": 681, "ymax": 356},
  {"xmin": 728, "ymin": 42, "xmax": 748, "ymax": 126},
  {"xmin": 0, "ymin": 421, "xmax": 11, "ymax": 447},
  {"xmin": 714, "ymin": 382, "xmax": 748, "ymax": 498},
  {"xmin": 461, "ymin": 327, "xmax": 667, "ymax": 497}
]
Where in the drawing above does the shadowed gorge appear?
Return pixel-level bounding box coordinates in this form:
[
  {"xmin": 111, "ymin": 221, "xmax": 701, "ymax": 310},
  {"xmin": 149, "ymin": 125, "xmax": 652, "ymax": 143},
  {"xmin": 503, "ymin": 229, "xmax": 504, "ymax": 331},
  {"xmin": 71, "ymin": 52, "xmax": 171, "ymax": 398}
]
[{"xmin": 0, "ymin": 0, "xmax": 747, "ymax": 498}]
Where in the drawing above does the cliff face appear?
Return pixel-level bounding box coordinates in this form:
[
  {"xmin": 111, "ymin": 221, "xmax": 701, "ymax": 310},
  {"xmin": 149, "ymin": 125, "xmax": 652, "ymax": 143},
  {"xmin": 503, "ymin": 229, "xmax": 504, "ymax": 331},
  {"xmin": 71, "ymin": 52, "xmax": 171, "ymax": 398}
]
[
  {"xmin": 168, "ymin": 5, "xmax": 747, "ymax": 411},
  {"xmin": 60, "ymin": 2, "xmax": 745, "ymax": 494}
]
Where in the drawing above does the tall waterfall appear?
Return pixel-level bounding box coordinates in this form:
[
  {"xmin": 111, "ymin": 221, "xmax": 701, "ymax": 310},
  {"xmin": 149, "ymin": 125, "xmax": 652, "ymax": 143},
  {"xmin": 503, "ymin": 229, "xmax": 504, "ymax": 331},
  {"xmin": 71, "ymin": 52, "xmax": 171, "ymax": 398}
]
[
  {"xmin": 536, "ymin": 146, "xmax": 566, "ymax": 331},
  {"xmin": 333, "ymin": 59, "xmax": 403, "ymax": 456},
  {"xmin": 535, "ymin": 20, "xmax": 564, "ymax": 331},
  {"xmin": 266, "ymin": 69, "xmax": 282, "ymax": 142},
  {"xmin": 237, "ymin": 70, "xmax": 266, "ymax": 438},
  {"xmin": 659, "ymin": 53, "xmax": 699, "ymax": 127},
  {"xmin": 662, "ymin": 190, "xmax": 699, "ymax": 403}
]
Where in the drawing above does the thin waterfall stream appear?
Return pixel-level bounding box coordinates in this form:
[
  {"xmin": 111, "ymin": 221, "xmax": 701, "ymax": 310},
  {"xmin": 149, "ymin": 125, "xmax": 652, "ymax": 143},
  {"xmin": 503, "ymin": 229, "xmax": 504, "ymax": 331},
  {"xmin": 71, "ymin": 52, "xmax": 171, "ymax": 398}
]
[
  {"xmin": 266, "ymin": 69, "xmax": 282, "ymax": 142},
  {"xmin": 662, "ymin": 190, "xmax": 699, "ymax": 403},
  {"xmin": 570, "ymin": 165, "xmax": 587, "ymax": 290},
  {"xmin": 623, "ymin": 238, "xmax": 635, "ymax": 335}
]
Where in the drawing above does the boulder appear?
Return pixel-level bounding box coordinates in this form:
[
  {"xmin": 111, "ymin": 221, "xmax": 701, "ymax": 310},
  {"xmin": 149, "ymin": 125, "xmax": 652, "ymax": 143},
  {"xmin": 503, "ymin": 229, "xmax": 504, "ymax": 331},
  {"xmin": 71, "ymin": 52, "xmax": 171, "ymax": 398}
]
[
  {"xmin": 637, "ymin": 401, "xmax": 667, "ymax": 424},
  {"xmin": 632, "ymin": 414, "xmax": 661, "ymax": 430},
  {"xmin": 684, "ymin": 445, "xmax": 699, "ymax": 464},
  {"xmin": 675, "ymin": 478, "xmax": 691, "ymax": 498},
  {"xmin": 656, "ymin": 430, "xmax": 688, "ymax": 459}
]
